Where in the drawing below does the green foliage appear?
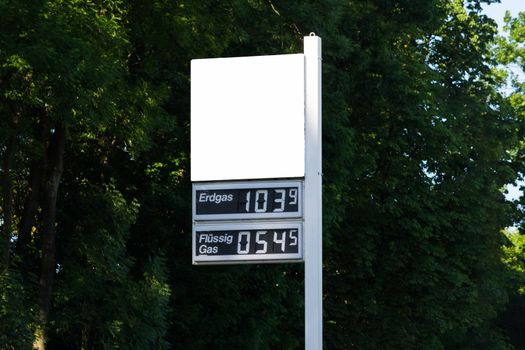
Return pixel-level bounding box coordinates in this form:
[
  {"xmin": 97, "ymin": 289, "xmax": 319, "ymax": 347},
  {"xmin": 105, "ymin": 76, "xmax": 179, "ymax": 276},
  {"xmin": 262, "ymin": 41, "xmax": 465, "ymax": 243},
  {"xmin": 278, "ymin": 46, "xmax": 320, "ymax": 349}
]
[
  {"xmin": 49, "ymin": 185, "xmax": 170, "ymax": 349},
  {"xmin": 498, "ymin": 230, "xmax": 525, "ymax": 349},
  {"xmin": 503, "ymin": 231, "xmax": 525, "ymax": 293},
  {"xmin": 1, "ymin": 0, "xmax": 172, "ymax": 347},
  {"xmin": 319, "ymin": 1, "xmax": 519, "ymax": 348},
  {"xmin": 0, "ymin": 270, "xmax": 35, "ymax": 349},
  {"xmin": 2, "ymin": 0, "xmax": 525, "ymax": 349},
  {"xmin": 495, "ymin": 11, "xmax": 525, "ymax": 348}
]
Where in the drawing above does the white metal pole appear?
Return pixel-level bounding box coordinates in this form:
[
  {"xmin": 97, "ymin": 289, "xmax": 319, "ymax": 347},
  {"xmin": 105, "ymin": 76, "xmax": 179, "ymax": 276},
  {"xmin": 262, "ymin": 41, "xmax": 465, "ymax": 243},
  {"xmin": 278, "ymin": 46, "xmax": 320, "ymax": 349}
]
[{"xmin": 304, "ymin": 34, "xmax": 322, "ymax": 350}]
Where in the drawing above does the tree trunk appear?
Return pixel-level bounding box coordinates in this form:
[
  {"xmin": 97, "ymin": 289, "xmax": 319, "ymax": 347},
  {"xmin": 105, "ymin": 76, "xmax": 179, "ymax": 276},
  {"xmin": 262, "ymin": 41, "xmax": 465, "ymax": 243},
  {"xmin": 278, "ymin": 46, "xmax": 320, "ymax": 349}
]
[
  {"xmin": 1, "ymin": 136, "xmax": 16, "ymax": 269},
  {"xmin": 16, "ymin": 160, "xmax": 43, "ymax": 252},
  {"xmin": 17, "ymin": 117, "xmax": 49, "ymax": 261},
  {"xmin": 35, "ymin": 125, "xmax": 66, "ymax": 350}
]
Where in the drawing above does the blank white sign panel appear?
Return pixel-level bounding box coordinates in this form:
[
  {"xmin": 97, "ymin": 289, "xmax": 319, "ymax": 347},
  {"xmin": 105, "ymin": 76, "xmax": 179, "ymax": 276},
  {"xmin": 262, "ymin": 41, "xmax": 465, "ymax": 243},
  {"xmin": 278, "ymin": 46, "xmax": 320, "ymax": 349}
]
[{"xmin": 191, "ymin": 54, "xmax": 305, "ymax": 181}]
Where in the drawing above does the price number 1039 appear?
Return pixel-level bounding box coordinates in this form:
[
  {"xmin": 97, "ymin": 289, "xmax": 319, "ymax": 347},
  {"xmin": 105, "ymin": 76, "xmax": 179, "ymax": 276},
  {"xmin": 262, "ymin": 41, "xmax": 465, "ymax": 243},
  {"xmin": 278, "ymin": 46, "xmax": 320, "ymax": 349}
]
[{"xmin": 243, "ymin": 188, "xmax": 298, "ymax": 214}]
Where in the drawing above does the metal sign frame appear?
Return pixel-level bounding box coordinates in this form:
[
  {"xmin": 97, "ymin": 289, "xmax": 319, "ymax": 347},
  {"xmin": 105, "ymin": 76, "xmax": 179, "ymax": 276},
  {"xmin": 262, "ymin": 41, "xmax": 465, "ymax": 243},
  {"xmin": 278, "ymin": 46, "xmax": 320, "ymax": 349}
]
[
  {"xmin": 190, "ymin": 35, "xmax": 322, "ymax": 349},
  {"xmin": 192, "ymin": 179, "xmax": 303, "ymax": 221},
  {"xmin": 192, "ymin": 221, "xmax": 303, "ymax": 265}
]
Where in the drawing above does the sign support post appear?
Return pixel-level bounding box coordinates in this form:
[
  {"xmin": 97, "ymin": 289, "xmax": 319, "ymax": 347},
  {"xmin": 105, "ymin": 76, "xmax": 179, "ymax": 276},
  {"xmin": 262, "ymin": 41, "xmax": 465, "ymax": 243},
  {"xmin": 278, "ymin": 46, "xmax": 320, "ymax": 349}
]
[{"xmin": 304, "ymin": 35, "xmax": 322, "ymax": 350}]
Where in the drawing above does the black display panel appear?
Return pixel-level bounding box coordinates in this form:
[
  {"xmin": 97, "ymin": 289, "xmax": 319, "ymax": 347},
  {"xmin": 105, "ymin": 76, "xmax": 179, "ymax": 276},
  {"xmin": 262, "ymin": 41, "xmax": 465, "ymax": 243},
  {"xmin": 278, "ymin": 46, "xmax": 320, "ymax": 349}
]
[
  {"xmin": 193, "ymin": 180, "xmax": 303, "ymax": 220},
  {"xmin": 193, "ymin": 223, "xmax": 303, "ymax": 264}
]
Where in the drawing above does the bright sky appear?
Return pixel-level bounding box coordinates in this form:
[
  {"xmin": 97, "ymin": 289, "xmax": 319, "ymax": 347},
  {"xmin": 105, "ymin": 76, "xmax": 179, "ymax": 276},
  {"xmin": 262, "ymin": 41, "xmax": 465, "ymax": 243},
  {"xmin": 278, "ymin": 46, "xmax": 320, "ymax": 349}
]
[{"xmin": 482, "ymin": 0, "xmax": 525, "ymax": 31}]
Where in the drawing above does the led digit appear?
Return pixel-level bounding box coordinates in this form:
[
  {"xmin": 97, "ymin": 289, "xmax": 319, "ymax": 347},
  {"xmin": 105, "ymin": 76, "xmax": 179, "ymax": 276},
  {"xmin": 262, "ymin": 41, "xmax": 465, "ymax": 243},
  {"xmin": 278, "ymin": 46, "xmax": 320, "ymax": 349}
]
[
  {"xmin": 273, "ymin": 189, "xmax": 286, "ymax": 212},
  {"xmin": 289, "ymin": 229, "xmax": 298, "ymax": 246},
  {"xmin": 289, "ymin": 188, "xmax": 298, "ymax": 205},
  {"xmin": 273, "ymin": 230, "xmax": 286, "ymax": 253},
  {"xmin": 237, "ymin": 231, "xmax": 250, "ymax": 254},
  {"xmin": 245, "ymin": 191, "xmax": 251, "ymax": 213},
  {"xmin": 255, "ymin": 231, "xmax": 268, "ymax": 253},
  {"xmin": 255, "ymin": 190, "xmax": 268, "ymax": 212}
]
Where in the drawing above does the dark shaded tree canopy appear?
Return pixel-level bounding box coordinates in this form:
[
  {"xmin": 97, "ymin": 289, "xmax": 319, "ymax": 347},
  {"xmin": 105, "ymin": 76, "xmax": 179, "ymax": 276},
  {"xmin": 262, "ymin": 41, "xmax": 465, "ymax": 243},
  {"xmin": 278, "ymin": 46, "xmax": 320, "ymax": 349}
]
[{"xmin": 1, "ymin": 0, "xmax": 525, "ymax": 349}]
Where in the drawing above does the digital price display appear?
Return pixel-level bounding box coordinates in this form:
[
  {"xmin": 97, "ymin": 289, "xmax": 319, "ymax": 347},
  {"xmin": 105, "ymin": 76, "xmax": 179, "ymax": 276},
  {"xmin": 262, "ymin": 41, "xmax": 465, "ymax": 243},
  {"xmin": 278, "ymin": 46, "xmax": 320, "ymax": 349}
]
[
  {"xmin": 193, "ymin": 222, "xmax": 303, "ymax": 264},
  {"xmin": 193, "ymin": 180, "xmax": 303, "ymax": 220}
]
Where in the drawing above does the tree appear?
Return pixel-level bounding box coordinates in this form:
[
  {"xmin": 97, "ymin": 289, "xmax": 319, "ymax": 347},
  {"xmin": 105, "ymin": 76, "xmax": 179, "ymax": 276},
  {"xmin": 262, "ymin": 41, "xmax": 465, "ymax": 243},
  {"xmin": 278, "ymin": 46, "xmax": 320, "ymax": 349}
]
[
  {"xmin": 494, "ymin": 10, "xmax": 525, "ymax": 349},
  {"xmin": 2, "ymin": 0, "xmax": 524, "ymax": 348},
  {"xmin": 497, "ymin": 230, "xmax": 525, "ymax": 349},
  {"xmin": 320, "ymin": 0, "xmax": 521, "ymax": 348},
  {"xmin": 0, "ymin": 0, "xmax": 170, "ymax": 348}
]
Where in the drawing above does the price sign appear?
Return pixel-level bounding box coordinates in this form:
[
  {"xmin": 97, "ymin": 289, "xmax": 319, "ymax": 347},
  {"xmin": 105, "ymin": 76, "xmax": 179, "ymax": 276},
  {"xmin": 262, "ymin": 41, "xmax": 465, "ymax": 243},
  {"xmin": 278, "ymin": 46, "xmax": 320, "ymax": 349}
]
[
  {"xmin": 193, "ymin": 180, "xmax": 302, "ymax": 220},
  {"xmin": 193, "ymin": 222, "xmax": 302, "ymax": 264}
]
